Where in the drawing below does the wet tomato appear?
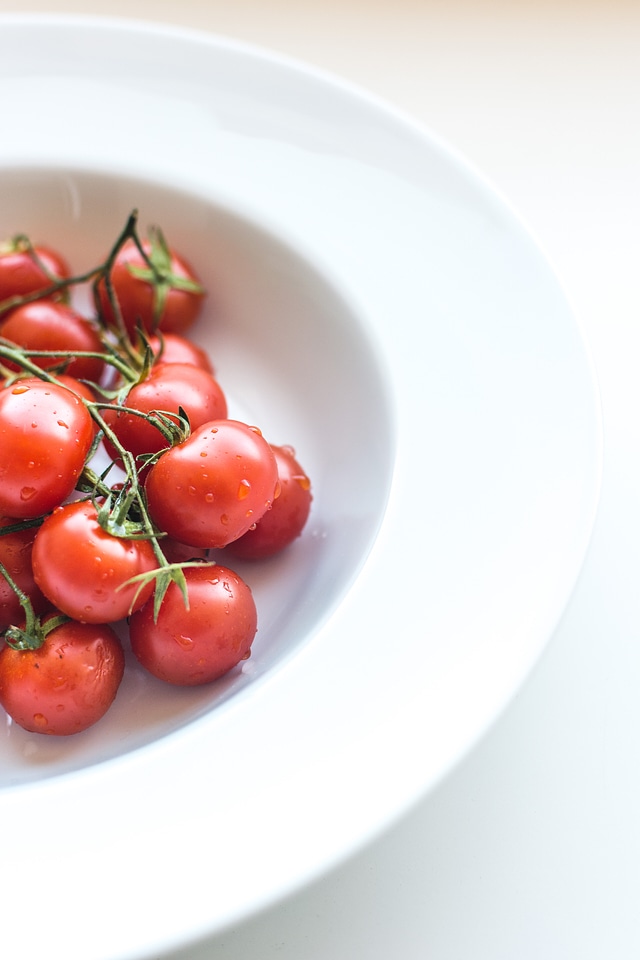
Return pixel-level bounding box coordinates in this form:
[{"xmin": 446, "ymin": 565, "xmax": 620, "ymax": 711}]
[
  {"xmin": 225, "ymin": 444, "xmax": 312, "ymax": 560},
  {"xmin": 0, "ymin": 378, "xmax": 95, "ymax": 519},
  {"xmin": 31, "ymin": 499, "xmax": 158, "ymax": 624},
  {"xmin": 145, "ymin": 419, "xmax": 279, "ymax": 549},
  {"xmin": 0, "ymin": 517, "xmax": 48, "ymax": 631},
  {"xmin": 0, "ymin": 618, "xmax": 125, "ymax": 735},
  {"xmin": 129, "ymin": 563, "xmax": 257, "ymax": 686},
  {"xmin": 102, "ymin": 362, "xmax": 227, "ymax": 464}
]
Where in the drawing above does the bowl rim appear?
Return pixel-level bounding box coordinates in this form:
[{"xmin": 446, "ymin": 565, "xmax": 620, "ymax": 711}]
[{"xmin": 0, "ymin": 13, "xmax": 603, "ymax": 960}]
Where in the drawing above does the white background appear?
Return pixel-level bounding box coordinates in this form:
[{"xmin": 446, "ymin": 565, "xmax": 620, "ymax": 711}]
[{"xmin": 1, "ymin": 2, "xmax": 639, "ymax": 958}]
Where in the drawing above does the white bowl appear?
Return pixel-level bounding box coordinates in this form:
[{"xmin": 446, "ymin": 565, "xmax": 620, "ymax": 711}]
[{"xmin": 0, "ymin": 15, "xmax": 601, "ymax": 960}]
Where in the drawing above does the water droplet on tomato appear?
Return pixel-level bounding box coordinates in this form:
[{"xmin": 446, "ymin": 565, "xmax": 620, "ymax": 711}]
[
  {"xmin": 240, "ymin": 650, "xmax": 251, "ymax": 661},
  {"xmin": 220, "ymin": 513, "xmax": 229, "ymax": 525},
  {"xmin": 57, "ymin": 419, "xmax": 69, "ymax": 429},
  {"xmin": 11, "ymin": 384, "xmax": 30, "ymax": 395},
  {"xmin": 188, "ymin": 485, "xmax": 197, "ymax": 496},
  {"xmin": 273, "ymin": 480, "xmax": 281, "ymax": 500},
  {"xmin": 32, "ymin": 713, "xmax": 48, "ymax": 728},
  {"xmin": 175, "ymin": 634, "xmax": 194, "ymax": 649},
  {"xmin": 294, "ymin": 474, "xmax": 311, "ymax": 491},
  {"xmin": 205, "ymin": 492, "xmax": 214, "ymax": 503},
  {"xmin": 237, "ymin": 479, "xmax": 251, "ymax": 500},
  {"xmin": 20, "ymin": 486, "xmax": 36, "ymax": 502}
]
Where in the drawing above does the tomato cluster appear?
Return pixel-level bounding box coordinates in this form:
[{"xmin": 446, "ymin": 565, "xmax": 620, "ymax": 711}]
[{"xmin": 0, "ymin": 214, "xmax": 312, "ymax": 736}]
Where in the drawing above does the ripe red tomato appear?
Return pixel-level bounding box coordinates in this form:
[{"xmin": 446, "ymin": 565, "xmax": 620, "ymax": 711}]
[
  {"xmin": 0, "ymin": 517, "xmax": 49, "ymax": 630},
  {"xmin": 102, "ymin": 362, "xmax": 227, "ymax": 464},
  {"xmin": 0, "ymin": 378, "xmax": 95, "ymax": 519},
  {"xmin": 148, "ymin": 332, "xmax": 214, "ymax": 373},
  {"xmin": 0, "ymin": 300, "xmax": 106, "ymax": 382},
  {"xmin": 145, "ymin": 419, "xmax": 279, "ymax": 548},
  {"xmin": 0, "ymin": 618, "xmax": 125, "ymax": 735},
  {"xmin": 0, "ymin": 240, "xmax": 69, "ymax": 304},
  {"xmin": 31, "ymin": 499, "xmax": 159, "ymax": 624},
  {"xmin": 129, "ymin": 563, "xmax": 257, "ymax": 685},
  {"xmin": 225, "ymin": 445, "xmax": 312, "ymax": 560},
  {"xmin": 96, "ymin": 234, "xmax": 204, "ymax": 337}
]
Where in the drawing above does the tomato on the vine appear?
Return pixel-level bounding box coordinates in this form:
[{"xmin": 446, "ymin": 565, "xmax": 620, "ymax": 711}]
[
  {"xmin": 0, "ymin": 378, "xmax": 95, "ymax": 519},
  {"xmin": 145, "ymin": 419, "xmax": 279, "ymax": 548},
  {"xmin": 96, "ymin": 231, "xmax": 204, "ymax": 337},
  {"xmin": 0, "ymin": 517, "xmax": 48, "ymax": 631},
  {"xmin": 148, "ymin": 332, "xmax": 214, "ymax": 373},
  {"xmin": 31, "ymin": 499, "xmax": 159, "ymax": 624},
  {"xmin": 225, "ymin": 444, "xmax": 312, "ymax": 560},
  {"xmin": 0, "ymin": 239, "xmax": 69, "ymax": 305},
  {"xmin": 102, "ymin": 362, "xmax": 227, "ymax": 464},
  {"xmin": 0, "ymin": 300, "xmax": 106, "ymax": 382},
  {"xmin": 0, "ymin": 618, "xmax": 125, "ymax": 735},
  {"xmin": 129, "ymin": 563, "xmax": 257, "ymax": 686}
]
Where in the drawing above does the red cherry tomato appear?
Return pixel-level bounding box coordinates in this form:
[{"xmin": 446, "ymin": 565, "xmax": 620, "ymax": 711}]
[
  {"xmin": 148, "ymin": 332, "xmax": 214, "ymax": 373},
  {"xmin": 145, "ymin": 419, "xmax": 279, "ymax": 549},
  {"xmin": 31, "ymin": 499, "xmax": 158, "ymax": 624},
  {"xmin": 0, "ymin": 378, "xmax": 95, "ymax": 519},
  {"xmin": 225, "ymin": 445, "xmax": 312, "ymax": 560},
  {"xmin": 0, "ymin": 618, "xmax": 125, "ymax": 735},
  {"xmin": 102, "ymin": 362, "xmax": 227, "ymax": 464},
  {"xmin": 96, "ymin": 233, "xmax": 204, "ymax": 337},
  {"xmin": 129, "ymin": 563, "xmax": 257, "ymax": 686},
  {"xmin": 0, "ymin": 240, "xmax": 69, "ymax": 304},
  {"xmin": 0, "ymin": 300, "xmax": 106, "ymax": 382},
  {"xmin": 0, "ymin": 517, "xmax": 48, "ymax": 630}
]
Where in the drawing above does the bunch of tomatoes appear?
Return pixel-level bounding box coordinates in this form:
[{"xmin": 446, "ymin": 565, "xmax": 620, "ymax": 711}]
[{"xmin": 0, "ymin": 212, "xmax": 312, "ymax": 736}]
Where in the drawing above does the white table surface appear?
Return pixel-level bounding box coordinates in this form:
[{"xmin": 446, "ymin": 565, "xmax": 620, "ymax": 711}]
[{"xmin": 2, "ymin": 3, "xmax": 638, "ymax": 958}]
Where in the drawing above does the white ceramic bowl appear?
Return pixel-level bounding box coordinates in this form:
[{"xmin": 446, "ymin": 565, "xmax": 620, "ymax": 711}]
[{"xmin": 0, "ymin": 15, "xmax": 601, "ymax": 960}]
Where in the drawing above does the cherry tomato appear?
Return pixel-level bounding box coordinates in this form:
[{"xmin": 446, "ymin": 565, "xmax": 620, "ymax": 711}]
[
  {"xmin": 129, "ymin": 563, "xmax": 257, "ymax": 685},
  {"xmin": 0, "ymin": 300, "xmax": 106, "ymax": 382},
  {"xmin": 0, "ymin": 517, "xmax": 48, "ymax": 630},
  {"xmin": 31, "ymin": 499, "xmax": 158, "ymax": 624},
  {"xmin": 102, "ymin": 362, "xmax": 227, "ymax": 464},
  {"xmin": 225, "ymin": 445, "xmax": 312, "ymax": 560},
  {"xmin": 96, "ymin": 233, "xmax": 204, "ymax": 337},
  {"xmin": 0, "ymin": 618, "xmax": 125, "ymax": 735},
  {"xmin": 0, "ymin": 378, "xmax": 95, "ymax": 519},
  {"xmin": 145, "ymin": 419, "xmax": 279, "ymax": 548},
  {"xmin": 0, "ymin": 240, "xmax": 69, "ymax": 305},
  {"xmin": 148, "ymin": 332, "xmax": 214, "ymax": 373}
]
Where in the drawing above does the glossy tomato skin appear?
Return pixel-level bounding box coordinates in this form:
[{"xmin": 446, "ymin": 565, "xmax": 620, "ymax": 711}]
[
  {"xmin": 0, "ymin": 618, "xmax": 125, "ymax": 735},
  {"xmin": 31, "ymin": 500, "xmax": 158, "ymax": 624},
  {"xmin": 129, "ymin": 563, "xmax": 257, "ymax": 686},
  {"xmin": 0, "ymin": 378, "xmax": 95, "ymax": 519},
  {"xmin": 145, "ymin": 419, "xmax": 279, "ymax": 549},
  {"xmin": 0, "ymin": 243, "xmax": 69, "ymax": 304},
  {"xmin": 102, "ymin": 362, "xmax": 227, "ymax": 463},
  {"xmin": 0, "ymin": 517, "xmax": 48, "ymax": 630},
  {"xmin": 0, "ymin": 301, "xmax": 105, "ymax": 382},
  {"xmin": 225, "ymin": 445, "xmax": 312, "ymax": 560},
  {"xmin": 148, "ymin": 332, "xmax": 214, "ymax": 373},
  {"xmin": 97, "ymin": 238, "xmax": 204, "ymax": 337}
]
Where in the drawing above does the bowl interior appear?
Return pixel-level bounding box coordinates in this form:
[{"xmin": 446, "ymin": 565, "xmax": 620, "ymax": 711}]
[{"xmin": 0, "ymin": 166, "xmax": 395, "ymax": 786}]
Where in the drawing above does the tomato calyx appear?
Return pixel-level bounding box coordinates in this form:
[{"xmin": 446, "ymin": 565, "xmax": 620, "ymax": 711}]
[
  {"xmin": 126, "ymin": 226, "xmax": 205, "ymax": 331},
  {"xmin": 121, "ymin": 558, "xmax": 214, "ymax": 622}
]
